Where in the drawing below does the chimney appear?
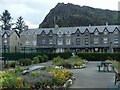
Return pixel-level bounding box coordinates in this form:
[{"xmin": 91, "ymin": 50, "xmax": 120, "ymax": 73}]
[
  {"xmin": 89, "ymin": 24, "xmax": 91, "ymax": 27},
  {"xmin": 24, "ymin": 25, "xmax": 29, "ymax": 30},
  {"xmin": 55, "ymin": 24, "xmax": 59, "ymax": 29},
  {"xmin": 106, "ymin": 22, "xmax": 108, "ymax": 26}
]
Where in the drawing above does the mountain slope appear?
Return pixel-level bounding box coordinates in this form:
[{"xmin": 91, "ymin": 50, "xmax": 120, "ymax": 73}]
[{"xmin": 39, "ymin": 3, "xmax": 119, "ymax": 28}]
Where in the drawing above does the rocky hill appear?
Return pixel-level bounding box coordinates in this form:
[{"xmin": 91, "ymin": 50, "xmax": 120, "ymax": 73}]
[{"xmin": 39, "ymin": 3, "xmax": 119, "ymax": 28}]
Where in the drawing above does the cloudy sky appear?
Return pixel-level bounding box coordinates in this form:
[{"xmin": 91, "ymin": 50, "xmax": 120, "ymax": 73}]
[{"xmin": 0, "ymin": 0, "xmax": 119, "ymax": 28}]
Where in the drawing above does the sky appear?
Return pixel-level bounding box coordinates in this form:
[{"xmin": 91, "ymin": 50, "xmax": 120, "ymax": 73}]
[{"xmin": 0, "ymin": 0, "xmax": 120, "ymax": 28}]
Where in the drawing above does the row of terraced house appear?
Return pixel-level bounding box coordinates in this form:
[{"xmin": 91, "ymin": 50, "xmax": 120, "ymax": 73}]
[{"xmin": 0, "ymin": 25, "xmax": 120, "ymax": 53}]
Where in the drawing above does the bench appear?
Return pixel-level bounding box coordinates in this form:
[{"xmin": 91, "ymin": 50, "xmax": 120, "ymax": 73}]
[
  {"xmin": 114, "ymin": 70, "xmax": 120, "ymax": 85},
  {"xmin": 97, "ymin": 64, "xmax": 102, "ymax": 72},
  {"xmin": 97, "ymin": 62, "xmax": 115, "ymax": 72}
]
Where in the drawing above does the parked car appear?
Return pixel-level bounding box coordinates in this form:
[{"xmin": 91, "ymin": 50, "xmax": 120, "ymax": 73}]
[{"xmin": 21, "ymin": 65, "xmax": 46, "ymax": 75}]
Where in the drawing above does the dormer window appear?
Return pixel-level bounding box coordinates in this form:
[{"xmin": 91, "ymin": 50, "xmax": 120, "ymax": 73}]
[
  {"xmin": 58, "ymin": 30, "xmax": 63, "ymax": 37},
  {"xmin": 76, "ymin": 29, "xmax": 80, "ymax": 37},
  {"xmin": 50, "ymin": 34, "xmax": 52, "ymax": 37},
  {"xmin": 104, "ymin": 31, "xmax": 108, "ymax": 35},
  {"xmin": 104, "ymin": 29, "xmax": 108, "ymax": 35},
  {"xmin": 66, "ymin": 31, "xmax": 71, "ymax": 37},
  {"xmin": 4, "ymin": 34, "xmax": 7, "ymax": 38},
  {"xmin": 114, "ymin": 30, "xmax": 118, "ymax": 34},
  {"xmin": 33, "ymin": 40, "xmax": 36, "ymax": 46},
  {"xmin": 94, "ymin": 31, "xmax": 98, "ymax": 36},
  {"xmin": 33, "ymin": 32, "xmax": 36, "ymax": 37},
  {"xmin": 84, "ymin": 29, "xmax": 89, "ymax": 36},
  {"xmin": 26, "ymin": 31, "xmax": 29, "ymax": 37}
]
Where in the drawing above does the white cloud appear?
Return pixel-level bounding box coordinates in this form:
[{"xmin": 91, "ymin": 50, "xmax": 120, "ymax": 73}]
[{"xmin": 25, "ymin": 21, "xmax": 39, "ymax": 28}]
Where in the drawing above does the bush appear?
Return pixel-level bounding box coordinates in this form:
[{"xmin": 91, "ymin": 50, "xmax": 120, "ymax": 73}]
[
  {"xmin": 0, "ymin": 69, "xmax": 30, "ymax": 89},
  {"xmin": 60, "ymin": 51, "xmax": 72, "ymax": 59},
  {"xmin": 36, "ymin": 55, "xmax": 44, "ymax": 63},
  {"xmin": 49, "ymin": 68, "xmax": 73, "ymax": 85},
  {"xmin": 60, "ymin": 62, "xmax": 72, "ymax": 69},
  {"xmin": 18, "ymin": 58, "xmax": 32, "ymax": 66},
  {"xmin": 9, "ymin": 62, "xmax": 16, "ymax": 68},
  {"xmin": 52, "ymin": 56, "xmax": 64, "ymax": 66},
  {"xmin": 33, "ymin": 57, "xmax": 39, "ymax": 64},
  {"xmin": 42, "ymin": 55, "xmax": 48, "ymax": 62},
  {"xmin": 4, "ymin": 63, "xmax": 10, "ymax": 68}
]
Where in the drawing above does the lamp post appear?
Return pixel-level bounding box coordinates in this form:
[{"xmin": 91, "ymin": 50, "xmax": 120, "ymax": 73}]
[
  {"xmin": 3, "ymin": 45, "xmax": 6, "ymax": 64},
  {"xmin": 110, "ymin": 42, "xmax": 112, "ymax": 53}
]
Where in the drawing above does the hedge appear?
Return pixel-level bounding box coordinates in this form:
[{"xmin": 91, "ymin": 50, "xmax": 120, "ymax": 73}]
[
  {"xmin": 76, "ymin": 52, "xmax": 120, "ymax": 61},
  {"xmin": 2, "ymin": 51, "xmax": 72, "ymax": 61}
]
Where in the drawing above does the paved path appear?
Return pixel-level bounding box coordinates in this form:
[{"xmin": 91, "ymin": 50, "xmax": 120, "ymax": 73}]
[{"xmin": 69, "ymin": 61, "xmax": 118, "ymax": 89}]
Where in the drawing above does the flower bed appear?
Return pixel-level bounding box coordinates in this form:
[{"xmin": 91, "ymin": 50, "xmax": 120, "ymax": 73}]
[
  {"xmin": 53, "ymin": 57, "xmax": 88, "ymax": 69},
  {"xmin": 0, "ymin": 67, "xmax": 74, "ymax": 89}
]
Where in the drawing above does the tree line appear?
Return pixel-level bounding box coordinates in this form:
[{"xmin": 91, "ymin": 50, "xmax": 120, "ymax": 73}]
[{"xmin": 0, "ymin": 10, "xmax": 27, "ymax": 34}]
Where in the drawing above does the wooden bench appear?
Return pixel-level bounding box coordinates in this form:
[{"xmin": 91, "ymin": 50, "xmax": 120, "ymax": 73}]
[{"xmin": 114, "ymin": 70, "xmax": 120, "ymax": 85}]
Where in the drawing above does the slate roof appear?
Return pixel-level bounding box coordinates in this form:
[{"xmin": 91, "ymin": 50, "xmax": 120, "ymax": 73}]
[
  {"xmin": 0, "ymin": 30, "xmax": 16, "ymax": 37},
  {"xmin": 20, "ymin": 25, "xmax": 120, "ymax": 35}
]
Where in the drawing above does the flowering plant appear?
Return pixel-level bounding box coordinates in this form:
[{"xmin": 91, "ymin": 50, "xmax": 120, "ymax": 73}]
[{"xmin": 49, "ymin": 68, "xmax": 73, "ymax": 85}]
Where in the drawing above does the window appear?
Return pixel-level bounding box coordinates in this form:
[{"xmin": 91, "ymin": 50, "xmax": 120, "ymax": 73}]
[
  {"xmin": 33, "ymin": 32, "xmax": 36, "ymax": 37},
  {"xmin": 94, "ymin": 31, "xmax": 98, "ymax": 36},
  {"xmin": 103, "ymin": 38, "xmax": 108, "ymax": 44},
  {"xmin": 66, "ymin": 31, "xmax": 71, "ymax": 37},
  {"xmin": 42, "ymin": 39, "xmax": 46, "ymax": 45},
  {"xmin": 50, "ymin": 34, "xmax": 52, "ymax": 37},
  {"xmin": 94, "ymin": 38, "xmax": 99, "ymax": 45},
  {"xmin": 25, "ymin": 41, "xmax": 30, "ymax": 46},
  {"xmin": 33, "ymin": 40, "xmax": 36, "ymax": 45},
  {"xmin": 114, "ymin": 30, "xmax": 118, "ymax": 34},
  {"xmin": 104, "ymin": 31, "xmax": 108, "ymax": 35},
  {"xmin": 4, "ymin": 34, "xmax": 7, "ymax": 38},
  {"xmin": 49, "ymin": 39, "xmax": 53, "ymax": 45},
  {"xmin": 66, "ymin": 38, "xmax": 71, "ymax": 45},
  {"xmin": 58, "ymin": 31, "xmax": 63, "ymax": 37},
  {"xmin": 4, "ymin": 40, "xmax": 7, "ymax": 45},
  {"xmin": 114, "ymin": 36, "xmax": 119, "ymax": 45},
  {"xmin": 85, "ymin": 38, "xmax": 89, "ymax": 45},
  {"xmin": 76, "ymin": 38, "xmax": 80, "ymax": 45},
  {"xmin": 58, "ymin": 38, "xmax": 63, "ymax": 45}
]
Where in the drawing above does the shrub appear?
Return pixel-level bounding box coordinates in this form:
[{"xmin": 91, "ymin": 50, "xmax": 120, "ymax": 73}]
[
  {"xmin": 24, "ymin": 58, "xmax": 32, "ymax": 66},
  {"xmin": 43, "ymin": 55, "xmax": 48, "ymax": 62},
  {"xmin": 60, "ymin": 62, "xmax": 72, "ymax": 69},
  {"xmin": 23, "ymin": 71, "xmax": 55, "ymax": 89},
  {"xmin": 60, "ymin": 51, "xmax": 72, "ymax": 59},
  {"xmin": 52, "ymin": 56, "xmax": 64, "ymax": 66},
  {"xmin": 49, "ymin": 68, "xmax": 73, "ymax": 85},
  {"xmin": 33, "ymin": 57, "xmax": 39, "ymax": 64},
  {"xmin": 18, "ymin": 58, "xmax": 32, "ymax": 66},
  {"xmin": 0, "ymin": 69, "xmax": 30, "ymax": 89},
  {"xmin": 9, "ymin": 62, "xmax": 16, "ymax": 68},
  {"xmin": 36, "ymin": 55, "xmax": 44, "ymax": 63},
  {"xmin": 4, "ymin": 63, "xmax": 10, "ymax": 68}
]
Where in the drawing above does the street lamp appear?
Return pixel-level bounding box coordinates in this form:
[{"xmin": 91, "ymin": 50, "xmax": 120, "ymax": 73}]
[{"xmin": 110, "ymin": 42, "xmax": 112, "ymax": 53}]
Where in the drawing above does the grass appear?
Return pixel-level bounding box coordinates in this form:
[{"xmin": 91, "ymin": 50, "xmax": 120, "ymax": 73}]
[{"xmin": 65, "ymin": 57, "xmax": 87, "ymax": 65}]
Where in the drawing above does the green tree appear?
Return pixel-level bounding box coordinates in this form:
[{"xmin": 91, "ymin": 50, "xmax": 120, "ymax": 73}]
[
  {"xmin": 15, "ymin": 16, "xmax": 25, "ymax": 34},
  {"xmin": 0, "ymin": 10, "xmax": 12, "ymax": 30}
]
